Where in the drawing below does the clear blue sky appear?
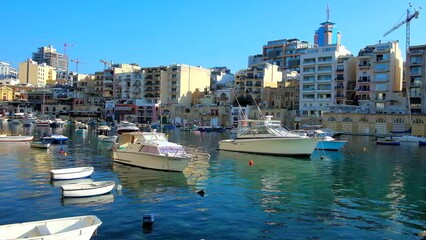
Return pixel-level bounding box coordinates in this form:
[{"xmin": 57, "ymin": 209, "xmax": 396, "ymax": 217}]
[{"xmin": 1, "ymin": 0, "xmax": 425, "ymax": 74}]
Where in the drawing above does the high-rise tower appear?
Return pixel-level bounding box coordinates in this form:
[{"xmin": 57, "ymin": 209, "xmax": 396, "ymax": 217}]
[{"xmin": 314, "ymin": 5, "xmax": 341, "ymax": 47}]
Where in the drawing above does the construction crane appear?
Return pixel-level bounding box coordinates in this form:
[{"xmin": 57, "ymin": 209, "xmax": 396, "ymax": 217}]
[
  {"xmin": 71, "ymin": 58, "xmax": 85, "ymax": 73},
  {"xmin": 100, "ymin": 59, "xmax": 112, "ymax": 69},
  {"xmin": 63, "ymin": 42, "xmax": 75, "ymax": 56}
]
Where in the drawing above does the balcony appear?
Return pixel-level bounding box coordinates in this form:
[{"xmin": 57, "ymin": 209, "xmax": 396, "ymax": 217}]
[
  {"xmin": 358, "ymin": 63, "xmax": 371, "ymax": 67},
  {"xmin": 358, "ymin": 77, "xmax": 371, "ymax": 83}
]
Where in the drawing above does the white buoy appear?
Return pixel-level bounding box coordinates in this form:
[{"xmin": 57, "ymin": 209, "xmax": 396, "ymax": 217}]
[{"xmin": 116, "ymin": 184, "xmax": 122, "ymax": 191}]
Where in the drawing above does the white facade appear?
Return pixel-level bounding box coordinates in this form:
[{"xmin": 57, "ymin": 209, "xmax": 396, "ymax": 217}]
[{"xmin": 299, "ymin": 44, "xmax": 351, "ymax": 116}]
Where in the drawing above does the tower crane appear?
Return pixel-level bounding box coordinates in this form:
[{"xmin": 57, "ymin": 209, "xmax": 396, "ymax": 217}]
[
  {"xmin": 71, "ymin": 58, "xmax": 85, "ymax": 73},
  {"xmin": 100, "ymin": 59, "xmax": 112, "ymax": 69},
  {"xmin": 63, "ymin": 42, "xmax": 75, "ymax": 56},
  {"xmin": 383, "ymin": 3, "xmax": 421, "ymax": 114}
]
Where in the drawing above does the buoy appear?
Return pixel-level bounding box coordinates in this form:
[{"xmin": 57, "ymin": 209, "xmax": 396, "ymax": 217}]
[
  {"xmin": 64, "ymin": 152, "xmax": 68, "ymax": 156},
  {"xmin": 116, "ymin": 184, "xmax": 123, "ymax": 191},
  {"xmin": 142, "ymin": 213, "xmax": 155, "ymax": 228},
  {"xmin": 362, "ymin": 147, "xmax": 367, "ymax": 151},
  {"xmin": 248, "ymin": 160, "xmax": 254, "ymax": 166},
  {"xmin": 197, "ymin": 189, "xmax": 205, "ymax": 197}
]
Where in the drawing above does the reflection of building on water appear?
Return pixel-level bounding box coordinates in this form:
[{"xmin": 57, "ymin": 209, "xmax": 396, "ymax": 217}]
[{"xmin": 62, "ymin": 193, "xmax": 114, "ymax": 206}]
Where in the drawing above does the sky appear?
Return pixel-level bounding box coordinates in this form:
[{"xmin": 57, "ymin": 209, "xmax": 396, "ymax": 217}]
[{"xmin": 1, "ymin": 0, "xmax": 425, "ymax": 75}]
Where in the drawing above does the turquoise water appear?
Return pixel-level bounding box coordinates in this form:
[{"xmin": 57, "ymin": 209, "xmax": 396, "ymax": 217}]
[{"xmin": 0, "ymin": 122, "xmax": 425, "ymax": 239}]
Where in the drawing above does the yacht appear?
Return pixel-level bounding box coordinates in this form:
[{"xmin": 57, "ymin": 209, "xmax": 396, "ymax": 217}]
[
  {"xmin": 219, "ymin": 116, "xmax": 318, "ymax": 157},
  {"xmin": 116, "ymin": 121, "xmax": 140, "ymax": 135},
  {"xmin": 113, "ymin": 131, "xmax": 192, "ymax": 172}
]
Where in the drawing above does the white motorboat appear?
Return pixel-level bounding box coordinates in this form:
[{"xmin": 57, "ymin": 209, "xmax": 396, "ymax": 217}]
[
  {"xmin": 61, "ymin": 180, "xmax": 115, "ymax": 198},
  {"xmin": 50, "ymin": 167, "xmax": 94, "ymax": 180},
  {"xmin": 30, "ymin": 141, "xmax": 51, "ymax": 149},
  {"xmin": 35, "ymin": 119, "xmax": 52, "ymax": 127},
  {"xmin": 0, "ymin": 134, "xmax": 34, "ymax": 142},
  {"xmin": 113, "ymin": 131, "xmax": 192, "ymax": 172},
  {"xmin": 219, "ymin": 116, "xmax": 318, "ymax": 157},
  {"xmin": 390, "ymin": 135, "xmax": 426, "ymax": 142},
  {"xmin": 0, "ymin": 215, "xmax": 102, "ymax": 240},
  {"xmin": 98, "ymin": 135, "xmax": 118, "ymax": 143},
  {"xmin": 116, "ymin": 121, "xmax": 140, "ymax": 135}
]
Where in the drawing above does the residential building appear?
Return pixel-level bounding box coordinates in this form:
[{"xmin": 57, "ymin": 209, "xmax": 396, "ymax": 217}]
[
  {"xmin": 102, "ymin": 63, "xmax": 141, "ymax": 99},
  {"xmin": 313, "ymin": 6, "xmax": 341, "ymax": 47},
  {"xmin": 210, "ymin": 67, "xmax": 234, "ymax": 91},
  {"xmin": 18, "ymin": 59, "xmax": 57, "ymax": 86},
  {"xmin": 32, "ymin": 45, "xmax": 68, "ymax": 71},
  {"xmin": 262, "ymin": 38, "xmax": 313, "ymax": 72},
  {"xmin": 356, "ymin": 41, "xmax": 404, "ymax": 113},
  {"xmin": 299, "ymin": 44, "xmax": 354, "ymax": 116},
  {"xmin": 234, "ymin": 63, "xmax": 282, "ymax": 107},
  {"xmin": 408, "ymin": 44, "xmax": 426, "ymax": 114},
  {"xmin": 0, "ymin": 62, "xmax": 18, "ymax": 85},
  {"xmin": 161, "ymin": 64, "xmax": 211, "ymax": 106}
]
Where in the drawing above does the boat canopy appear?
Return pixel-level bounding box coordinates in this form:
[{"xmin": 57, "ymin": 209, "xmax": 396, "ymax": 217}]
[{"xmin": 237, "ymin": 116, "xmax": 300, "ymax": 138}]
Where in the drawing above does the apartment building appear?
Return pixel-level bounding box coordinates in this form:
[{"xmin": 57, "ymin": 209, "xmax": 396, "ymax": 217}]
[
  {"xmin": 262, "ymin": 39, "xmax": 313, "ymax": 73},
  {"xmin": 234, "ymin": 63, "xmax": 282, "ymax": 107},
  {"xmin": 408, "ymin": 44, "xmax": 426, "ymax": 114},
  {"xmin": 356, "ymin": 41, "xmax": 405, "ymax": 113},
  {"xmin": 32, "ymin": 45, "xmax": 68, "ymax": 71},
  {"xmin": 299, "ymin": 44, "xmax": 353, "ymax": 116},
  {"xmin": 18, "ymin": 59, "xmax": 57, "ymax": 86},
  {"xmin": 102, "ymin": 63, "xmax": 141, "ymax": 99}
]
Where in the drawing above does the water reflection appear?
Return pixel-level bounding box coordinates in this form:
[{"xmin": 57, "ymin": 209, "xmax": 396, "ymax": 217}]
[
  {"xmin": 51, "ymin": 178, "xmax": 94, "ymax": 188},
  {"xmin": 62, "ymin": 193, "xmax": 114, "ymax": 206}
]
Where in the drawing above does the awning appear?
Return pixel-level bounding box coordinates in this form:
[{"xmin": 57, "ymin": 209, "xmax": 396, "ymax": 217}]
[{"xmin": 115, "ymin": 107, "xmax": 133, "ymax": 111}]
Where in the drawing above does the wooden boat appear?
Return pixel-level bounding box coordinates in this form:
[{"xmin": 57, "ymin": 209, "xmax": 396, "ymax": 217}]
[
  {"xmin": 30, "ymin": 141, "xmax": 51, "ymax": 149},
  {"xmin": 61, "ymin": 181, "xmax": 115, "ymax": 198},
  {"xmin": 0, "ymin": 215, "xmax": 102, "ymax": 240},
  {"xmin": 50, "ymin": 167, "xmax": 94, "ymax": 180},
  {"xmin": 0, "ymin": 134, "xmax": 34, "ymax": 142}
]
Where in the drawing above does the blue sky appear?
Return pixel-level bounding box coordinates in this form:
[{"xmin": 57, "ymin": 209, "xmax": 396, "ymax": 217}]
[{"xmin": 1, "ymin": 0, "xmax": 425, "ymax": 74}]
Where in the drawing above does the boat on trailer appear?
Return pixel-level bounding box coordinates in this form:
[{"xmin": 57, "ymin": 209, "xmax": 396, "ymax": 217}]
[
  {"xmin": 0, "ymin": 215, "xmax": 102, "ymax": 240},
  {"xmin": 61, "ymin": 181, "xmax": 115, "ymax": 198},
  {"xmin": 50, "ymin": 167, "xmax": 94, "ymax": 180}
]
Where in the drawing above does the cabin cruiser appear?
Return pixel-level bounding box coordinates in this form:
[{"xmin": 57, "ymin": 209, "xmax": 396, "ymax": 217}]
[
  {"xmin": 116, "ymin": 121, "xmax": 140, "ymax": 135},
  {"xmin": 219, "ymin": 116, "xmax": 317, "ymax": 157},
  {"xmin": 113, "ymin": 131, "xmax": 192, "ymax": 172}
]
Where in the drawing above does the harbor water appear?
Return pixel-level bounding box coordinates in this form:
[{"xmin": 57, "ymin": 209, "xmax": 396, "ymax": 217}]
[{"xmin": 0, "ymin": 122, "xmax": 425, "ymax": 239}]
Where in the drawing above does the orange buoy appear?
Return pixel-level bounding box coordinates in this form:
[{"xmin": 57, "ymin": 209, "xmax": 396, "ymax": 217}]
[{"xmin": 249, "ymin": 160, "xmax": 254, "ymax": 166}]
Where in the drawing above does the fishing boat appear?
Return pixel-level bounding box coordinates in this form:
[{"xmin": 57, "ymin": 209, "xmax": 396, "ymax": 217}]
[
  {"xmin": 61, "ymin": 180, "xmax": 115, "ymax": 198},
  {"xmin": 113, "ymin": 131, "xmax": 192, "ymax": 172},
  {"xmin": 219, "ymin": 116, "xmax": 318, "ymax": 157},
  {"xmin": 0, "ymin": 215, "xmax": 102, "ymax": 240},
  {"xmin": 40, "ymin": 134, "xmax": 68, "ymax": 144},
  {"xmin": 30, "ymin": 141, "xmax": 51, "ymax": 149},
  {"xmin": 0, "ymin": 134, "xmax": 34, "ymax": 142},
  {"xmin": 50, "ymin": 167, "xmax": 94, "ymax": 180}
]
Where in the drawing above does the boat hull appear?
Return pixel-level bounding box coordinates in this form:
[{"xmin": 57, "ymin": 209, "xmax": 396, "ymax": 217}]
[
  {"xmin": 218, "ymin": 137, "xmax": 317, "ymax": 157},
  {"xmin": 0, "ymin": 215, "xmax": 102, "ymax": 240},
  {"xmin": 316, "ymin": 140, "xmax": 347, "ymax": 151},
  {"xmin": 113, "ymin": 151, "xmax": 190, "ymax": 172},
  {"xmin": 50, "ymin": 167, "xmax": 94, "ymax": 180},
  {"xmin": 30, "ymin": 142, "xmax": 51, "ymax": 149},
  {"xmin": 61, "ymin": 181, "xmax": 115, "ymax": 198},
  {"xmin": 0, "ymin": 136, "xmax": 34, "ymax": 142}
]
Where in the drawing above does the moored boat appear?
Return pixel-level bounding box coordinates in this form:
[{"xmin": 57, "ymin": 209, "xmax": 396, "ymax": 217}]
[
  {"xmin": 50, "ymin": 167, "xmax": 94, "ymax": 180},
  {"xmin": 61, "ymin": 180, "xmax": 115, "ymax": 198},
  {"xmin": 0, "ymin": 215, "xmax": 102, "ymax": 240},
  {"xmin": 0, "ymin": 134, "xmax": 34, "ymax": 142},
  {"xmin": 116, "ymin": 121, "xmax": 140, "ymax": 135},
  {"xmin": 419, "ymin": 140, "xmax": 426, "ymax": 146},
  {"xmin": 30, "ymin": 141, "xmax": 51, "ymax": 149},
  {"xmin": 113, "ymin": 131, "xmax": 192, "ymax": 172},
  {"xmin": 40, "ymin": 134, "xmax": 68, "ymax": 144},
  {"xmin": 315, "ymin": 136, "xmax": 347, "ymax": 151},
  {"xmin": 219, "ymin": 116, "xmax": 317, "ymax": 157},
  {"xmin": 375, "ymin": 137, "xmax": 400, "ymax": 145},
  {"xmin": 98, "ymin": 135, "xmax": 117, "ymax": 143}
]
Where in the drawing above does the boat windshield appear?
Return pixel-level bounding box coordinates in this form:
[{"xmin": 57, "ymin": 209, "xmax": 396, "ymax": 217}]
[
  {"xmin": 237, "ymin": 117, "xmax": 296, "ymax": 138},
  {"xmin": 159, "ymin": 146, "xmax": 186, "ymax": 155},
  {"xmin": 142, "ymin": 133, "xmax": 168, "ymax": 142}
]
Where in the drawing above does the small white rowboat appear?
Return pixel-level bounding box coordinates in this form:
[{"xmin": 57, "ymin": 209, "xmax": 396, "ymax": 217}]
[
  {"xmin": 30, "ymin": 141, "xmax": 51, "ymax": 149},
  {"xmin": 61, "ymin": 181, "xmax": 115, "ymax": 198},
  {"xmin": 0, "ymin": 215, "xmax": 102, "ymax": 240},
  {"xmin": 50, "ymin": 167, "xmax": 94, "ymax": 180}
]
